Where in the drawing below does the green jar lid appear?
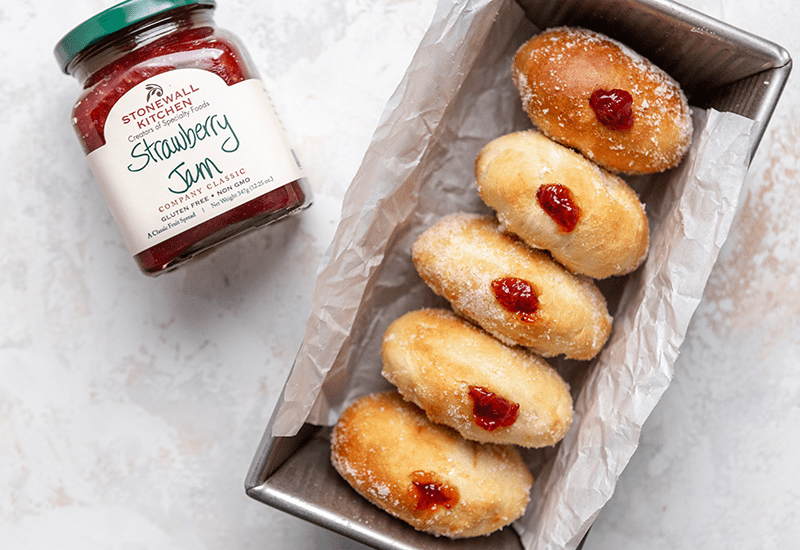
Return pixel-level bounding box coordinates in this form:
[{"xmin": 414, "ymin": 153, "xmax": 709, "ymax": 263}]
[{"xmin": 54, "ymin": 0, "xmax": 216, "ymax": 73}]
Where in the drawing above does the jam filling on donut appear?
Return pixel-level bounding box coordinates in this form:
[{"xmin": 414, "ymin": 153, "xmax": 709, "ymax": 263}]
[
  {"xmin": 409, "ymin": 471, "xmax": 459, "ymax": 511},
  {"xmin": 468, "ymin": 386, "xmax": 520, "ymax": 431},
  {"xmin": 536, "ymin": 184, "xmax": 580, "ymax": 232},
  {"xmin": 589, "ymin": 88, "xmax": 634, "ymax": 130},
  {"xmin": 491, "ymin": 277, "xmax": 539, "ymax": 322}
]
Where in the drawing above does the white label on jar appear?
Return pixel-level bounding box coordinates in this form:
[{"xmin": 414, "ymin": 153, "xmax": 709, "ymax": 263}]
[{"xmin": 86, "ymin": 68, "xmax": 305, "ymax": 255}]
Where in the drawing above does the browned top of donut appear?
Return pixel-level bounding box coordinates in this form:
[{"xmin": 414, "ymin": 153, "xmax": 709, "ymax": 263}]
[
  {"xmin": 513, "ymin": 26, "xmax": 693, "ymax": 175},
  {"xmin": 411, "ymin": 213, "xmax": 612, "ymax": 360},
  {"xmin": 381, "ymin": 308, "xmax": 573, "ymax": 448},
  {"xmin": 330, "ymin": 391, "xmax": 533, "ymax": 538},
  {"xmin": 475, "ymin": 130, "xmax": 649, "ymax": 279}
]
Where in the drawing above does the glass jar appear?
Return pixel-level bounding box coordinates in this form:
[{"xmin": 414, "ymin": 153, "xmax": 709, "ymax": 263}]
[{"xmin": 54, "ymin": 0, "xmax": 312, "ymax": 276}]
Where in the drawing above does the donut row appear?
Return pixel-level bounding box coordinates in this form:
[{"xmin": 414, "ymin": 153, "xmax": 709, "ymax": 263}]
[{"xmin": 330, "ymin": 26, "xmax": 692, "ymax": 540}]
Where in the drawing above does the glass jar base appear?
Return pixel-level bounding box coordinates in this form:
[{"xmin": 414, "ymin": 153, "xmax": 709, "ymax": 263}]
[{"xmin": 133, "ymin": 178, "xmax": 312, "ymax": 276}]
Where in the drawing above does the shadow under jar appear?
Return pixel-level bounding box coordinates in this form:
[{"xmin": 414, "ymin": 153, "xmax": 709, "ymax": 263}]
[{"xmin": 55, "ymin": 0, "xmax": 312, "ymax": 276}]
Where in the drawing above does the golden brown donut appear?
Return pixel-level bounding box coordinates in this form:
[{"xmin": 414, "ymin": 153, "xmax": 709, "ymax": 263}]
[
  {"xmin": 330, "ymin": 391, "xmax": 533, "ymax": 538},
  {"xmin": 411, "ymin": 213, "xmax": 611, "ymax": 360},
  {"xmin": 476, "ymin": 130, "xmax": 649, "ymax": 279},
  {"xmin": 382, "ymin": 308, "xmax": 573, "ymax": 447},
  {"xmin": 512, "ymin": 26, "xmax": 693, "ymax": 175}
]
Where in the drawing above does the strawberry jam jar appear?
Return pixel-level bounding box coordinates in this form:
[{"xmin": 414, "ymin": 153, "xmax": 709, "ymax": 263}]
[{"xmin": 54, "ymin": 0, "xmax": 311, "ymax": 276}]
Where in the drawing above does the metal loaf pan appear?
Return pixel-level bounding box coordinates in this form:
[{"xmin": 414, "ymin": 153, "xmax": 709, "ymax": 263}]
[{"xmin": 245, "ymin": 1, "xmax": 791, "ymax": 549}]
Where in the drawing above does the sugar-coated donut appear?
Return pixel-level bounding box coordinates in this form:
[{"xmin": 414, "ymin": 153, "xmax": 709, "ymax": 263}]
[
  {"xmin": 512, "ymin": 26, "xmax": 692, "ymax": 175},
  {"xmin": 382, "ymin": 308, "xmax": 573, "ymax": 447},
  {"xmin": 330, "ymin": 391, "xmax": 533, "ymax": 538},
  {"xmin": 476, "ymin": 130, "xmax": 649, "ymax": 279},
  {"xmin": 411, "ymin": 213, "xmax": 611, "ymax": 360}
]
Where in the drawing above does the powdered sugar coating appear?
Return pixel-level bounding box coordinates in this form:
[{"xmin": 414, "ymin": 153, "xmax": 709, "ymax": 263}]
[
  {"xmin": 330, "ymin": 391, "xmax": 533, "ymax": 538},
  {"xmin": 411, "ymin": 213, "xmax": 612, "ymax": 360},
  {"xmin": 512, "ymin": 26, "xmax": 693, "ymax": 175},
  {"xmin": 476, "ymin": 130, "xmax": 650, "ymax": 278},
  {"xmin": 381, "ymin": 308, "xmax": 573, "ymax": 448}
]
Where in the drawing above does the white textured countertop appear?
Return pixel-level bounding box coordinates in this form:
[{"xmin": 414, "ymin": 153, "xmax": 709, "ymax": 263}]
[{"xmin": 1, "ymin": 1, "xmax": 798, "ymax": 549}]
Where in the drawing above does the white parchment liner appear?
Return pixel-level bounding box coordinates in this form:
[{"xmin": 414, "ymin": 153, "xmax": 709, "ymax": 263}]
[{"xmin": 271, "ymin": 0, "xmax": 756, "ymax": 548}]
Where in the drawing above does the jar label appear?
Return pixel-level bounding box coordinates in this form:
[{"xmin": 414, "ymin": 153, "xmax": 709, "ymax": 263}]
[{"xmin": 86, "ymin": 69, "xmax": 305, "ymax": 255}]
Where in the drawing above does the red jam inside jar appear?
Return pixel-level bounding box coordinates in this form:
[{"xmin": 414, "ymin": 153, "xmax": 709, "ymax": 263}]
[
  {"xmin": 409, "ymin": 471, "xmax": 459, "ymax": 511},
  {"xmin": 55, "ymin": 0, "xmax": 311, "ymax": 276},
  {"xmin": 490, "ymin": 277, "xmax": 540, "ymax": 323},
  {"xmin": 536, "ymin": 183, "xmax": 580, "ymax": 232},
  {"xmin": 468, "ymin": 386, "xmax": 519, "ymax": 431}
]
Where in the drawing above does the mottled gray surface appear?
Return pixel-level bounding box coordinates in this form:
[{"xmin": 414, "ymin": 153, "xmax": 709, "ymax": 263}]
[{"xmin": 1, "ymin": 1, "xmax": 798, "ymax": 549}]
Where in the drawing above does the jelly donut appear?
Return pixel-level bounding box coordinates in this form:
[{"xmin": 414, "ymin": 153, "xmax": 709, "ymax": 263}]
[
  {"xmin": 512, "ymin": 26, "xmax": 693, "ymax": 175},
  {"xmin": 382, "ymin": 308, "xmax": 573, "ymax": 447},
  {"xmin": 476, "ymin": 130, "xmax": 649, "ymax": 279},
  {"xmin": 411, "ymin": 213, "xmax": 611, "ymax": 360},
  {"xmin": 330, "ymin": 391, "xmax": 533, "ymax": 538}
]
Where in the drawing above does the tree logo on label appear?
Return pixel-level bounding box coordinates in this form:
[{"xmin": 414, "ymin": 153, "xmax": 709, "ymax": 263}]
[{"xmin": 145, "ymin": 83, "xmax": 164, "ymax": 102}]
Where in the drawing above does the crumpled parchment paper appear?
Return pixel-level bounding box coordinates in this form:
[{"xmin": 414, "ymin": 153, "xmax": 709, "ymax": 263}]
[{"xmin": 271, "ymin": 0, "xmax": 756, "ymax": 548}]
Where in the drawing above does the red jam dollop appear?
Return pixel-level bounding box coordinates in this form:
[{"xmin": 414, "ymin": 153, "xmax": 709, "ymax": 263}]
[
  {"xmin": 589, "ymin": 88, "xmax": 634, "ymax": 130},
  {"xmin": 409, "ymin": 471, "xmax": 459, "ymax": 511},
  {"xmin": 536, "ymin": 183, "xmax": 580, "ymax": 232},
  {"xmin": 468, "ymin": 386, "xmax": 519, "ymax": 431},
  {"xmin": 490, "ymin": 277, "xmax": 539, "ymax": 322}
]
